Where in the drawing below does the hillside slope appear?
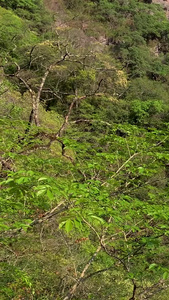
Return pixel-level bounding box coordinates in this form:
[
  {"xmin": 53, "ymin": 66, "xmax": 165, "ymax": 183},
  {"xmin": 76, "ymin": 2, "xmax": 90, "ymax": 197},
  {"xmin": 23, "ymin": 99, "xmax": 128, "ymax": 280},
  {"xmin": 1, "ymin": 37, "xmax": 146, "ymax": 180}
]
[
  {"xmin": 153, "ymin": 0, "xmax": 169, "ymax": 18},
  {"xmin": 1, "ymin": 1, "xmax": 169, "ymax": 299}
]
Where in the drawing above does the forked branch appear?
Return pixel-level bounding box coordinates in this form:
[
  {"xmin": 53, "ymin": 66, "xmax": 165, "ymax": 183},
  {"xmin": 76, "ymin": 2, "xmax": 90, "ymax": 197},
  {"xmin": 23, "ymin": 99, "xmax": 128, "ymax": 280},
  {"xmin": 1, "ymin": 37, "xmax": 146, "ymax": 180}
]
[{"xmin": 62, "ymin": 217, "xmax": 112, "ymax": 300}]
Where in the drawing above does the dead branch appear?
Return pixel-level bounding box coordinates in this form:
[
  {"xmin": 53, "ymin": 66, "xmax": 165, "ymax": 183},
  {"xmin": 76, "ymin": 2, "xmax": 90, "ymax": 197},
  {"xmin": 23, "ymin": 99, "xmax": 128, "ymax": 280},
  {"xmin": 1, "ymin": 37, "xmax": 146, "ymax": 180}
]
[
  {"xmin": 28, "ymin": 45, "xmax": 36, "ymax": 68},
  {"xmin": 62, "ymin": 217, "xmax": 112, "ymax": 300},
  {"xmin": 56, "ymin": 97, "xmax": 78, "ymax": 137},
  {"xmin": 138, "ymin": 280, "xmax": 169, "ymax": 299},
  {"xmin": 0, "ymin": 201, "xmax": 70, "ymax": 239},
  {"xmin": 82, "ymin": 264, "xmax": 115, "ymax": 282},
  {"xmin": 62, "ymin": 244, "xmax": 102, "ymax": 300},
  {"xmin": 30, "ymin": 201, "xmax": 68, "ymax": 226},
  {"xmin": 56, "ymin": 80, "xmax": 104, "ymax": 137},
  {"xmin": 33, "ymin": 65, "xmax": 53, "ymax": 126},
  {"xmin": 111, "ymin": 153, "xmax": 139, "ymax": 178},
  {"xmin": 0, "ymin": 88, "xmax": 9, "ymax": 96},
  {"xmin": 70, "ymin": 119, "xmax": 112, "ymax": 126},
  {"xmin": 14, "ymin": 50, "xmax": 70, "ymax": 128},
  {"xmin": 17, "ymin": 131, "xmax": 74, "ymax": 162}
]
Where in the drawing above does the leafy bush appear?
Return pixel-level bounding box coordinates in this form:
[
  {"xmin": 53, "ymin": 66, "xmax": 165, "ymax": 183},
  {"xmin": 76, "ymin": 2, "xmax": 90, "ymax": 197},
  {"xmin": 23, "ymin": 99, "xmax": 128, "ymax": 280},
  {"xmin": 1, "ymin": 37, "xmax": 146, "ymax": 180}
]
[{"xmin": 0, "ymin": 0, "xmax": 42, "ymax": 11}]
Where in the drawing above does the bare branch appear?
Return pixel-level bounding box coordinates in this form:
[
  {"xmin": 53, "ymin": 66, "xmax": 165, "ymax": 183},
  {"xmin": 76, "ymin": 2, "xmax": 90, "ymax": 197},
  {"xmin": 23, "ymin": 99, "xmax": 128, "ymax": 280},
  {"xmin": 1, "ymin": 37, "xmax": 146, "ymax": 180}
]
[
  {"xmin": 62, "ymin": 244, "xmax": 102, "ymax": 300},
  {"xmin": 33, "ymin": 65, "xmax": 53, "ymax": 126},
  {"xmin": 56, "ymin": 97, "xmax": 77, "ymax": 137},
  {"xmin": 138, "ymin": 280, "xmax": 169, "ymax": 299},
  {"xmin": 14, "ymin": 62, "xmax": 34, "ymax": 97},
  {"xmin": 82, "ymin": 265, "xmax": 114, "ymax": 282},
  {"xmin": 111, "ymin": 153, "xmax": 139, "ymax": 178},
  {"xmin": 62, "ymin": 217, "xmax": 112, "ymax": 300},
  {"xmin": 28, "ymin": 45, "xmax": 36, "ymax": 68},
  {"xmin": 56, "ymin": 79, "xmax": 104, "ymax": 137},
  {"xmin": 129, "ymin": 280, "xmax": 137, "ymax": 300},
  {"xmin": 0, "ymin": 201, "xmax": 71, "ymax": 239},
  {"xmin": 30, "ymin": 201, "xmax": 69, "ymax": 226},
  {"xmin": 0, "ymin": 88, "xmax": 9, "ymax": 96}
]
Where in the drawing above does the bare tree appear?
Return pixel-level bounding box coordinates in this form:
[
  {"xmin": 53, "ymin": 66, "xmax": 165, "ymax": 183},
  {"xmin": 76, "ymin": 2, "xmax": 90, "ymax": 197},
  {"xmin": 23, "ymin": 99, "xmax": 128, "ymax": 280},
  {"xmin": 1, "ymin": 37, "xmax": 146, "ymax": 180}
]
[{"xmin": 14, "ymin": 50, "xmax": 69, "ymax": 128}]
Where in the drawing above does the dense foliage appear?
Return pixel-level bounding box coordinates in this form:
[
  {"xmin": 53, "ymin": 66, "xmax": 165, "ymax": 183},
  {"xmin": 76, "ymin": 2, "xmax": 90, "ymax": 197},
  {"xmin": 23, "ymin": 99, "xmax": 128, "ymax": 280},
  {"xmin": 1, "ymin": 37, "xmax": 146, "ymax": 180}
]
[{"xmin": 1, "ymin": 0, "xmax": 169, "ymax": 299}]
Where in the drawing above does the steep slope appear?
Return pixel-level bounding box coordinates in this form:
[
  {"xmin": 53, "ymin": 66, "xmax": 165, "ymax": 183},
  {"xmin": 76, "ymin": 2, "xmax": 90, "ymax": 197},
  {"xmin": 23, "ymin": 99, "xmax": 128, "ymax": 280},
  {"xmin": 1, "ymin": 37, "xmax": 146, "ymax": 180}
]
[{"xmin": 1, "ymin": 1, "xmax": 169, "ymax": 300}]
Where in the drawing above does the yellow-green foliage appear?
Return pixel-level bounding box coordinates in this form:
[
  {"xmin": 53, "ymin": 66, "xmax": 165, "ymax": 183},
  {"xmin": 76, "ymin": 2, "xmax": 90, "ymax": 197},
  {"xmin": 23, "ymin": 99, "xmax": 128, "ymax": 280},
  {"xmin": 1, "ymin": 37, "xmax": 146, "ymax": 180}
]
[
  {"xmin": 0, "ymin": 81, "xmax": 63, "ymax": 132},
  {"xmin": 0, "ymin": 6, "xmax": 38, "ymax": 57}
]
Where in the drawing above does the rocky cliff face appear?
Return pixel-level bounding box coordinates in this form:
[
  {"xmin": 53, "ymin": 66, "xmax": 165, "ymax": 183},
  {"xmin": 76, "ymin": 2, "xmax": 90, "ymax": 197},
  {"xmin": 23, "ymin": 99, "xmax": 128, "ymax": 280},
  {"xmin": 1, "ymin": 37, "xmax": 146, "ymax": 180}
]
[{"xmin": 152, "ymin": 0, "xmax": 169, "ymax": 18}]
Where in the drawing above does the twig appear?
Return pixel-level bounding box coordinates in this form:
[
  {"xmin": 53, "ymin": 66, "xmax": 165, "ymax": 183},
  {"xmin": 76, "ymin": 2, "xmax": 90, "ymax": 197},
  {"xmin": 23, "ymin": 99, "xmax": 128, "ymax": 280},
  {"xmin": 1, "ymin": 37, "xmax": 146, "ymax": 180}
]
[
  {"xmin": 82, "ymin": 264, "xmax": 114, "ymax": 282},
  {"xmin": 62, "ymin": 244, "xmax": 102, "ymax": 300},
  {"xmin": 111, "ymin": 153, "xmax": 139, "ymax": 178},
  {"xmin": 62, "ymin": 217, "xmax": 112, "ymax": 300},
  {"xmin": 79, "ymin": 214, "xmax": 101, "ymax": 241},
  {"xmin": 0, "ymin": 201, "xmax": 70, "ymax": 238}
]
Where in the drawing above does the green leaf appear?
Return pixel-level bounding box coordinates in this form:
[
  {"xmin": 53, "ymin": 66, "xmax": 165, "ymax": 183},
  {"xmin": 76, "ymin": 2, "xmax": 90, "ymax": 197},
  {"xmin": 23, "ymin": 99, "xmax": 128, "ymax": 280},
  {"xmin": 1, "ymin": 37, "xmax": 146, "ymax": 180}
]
[
  {"xmin": 16, "ymin": 177, "xmax": 30, "ymax": 184},
  {"xmin": 163, "ymin": 272, "xmax": 169, "ymax": 280},
  {"xmin": 90, "ymin": 215, "xmax": 105, "ymax": 224},
  {"xmin": 149, "ymin": 263, "xmax": 157, "ymax": 270},
  {"xmin": 38, "ymin": 177, "xmax": 48, "ymax": 181},
  {"xmin": 36, "ymin": 189, "xmax": 46, "ymax": 197},
  {"xmin": 59, "ymin": 221, "xmax": 66, "ymax": 229},
  {"xmin": 128, "ymin": 272, "xmax": 134, "ymax": 279},
  {"xmin": 65, "ymin": 219, "xmax": 73, "ymax": 233},
  {"xmin": 138, "ymin": 167, "xmax": 144, "ymax": 174},
  {"xmin": 1, "ymin": 178, "xmax": 14, "ymax": 185},
  {"xmin": 74, "ymin": 219, "xmax": 82, "ymax": 230},
  {"xmin": 47, "ymin": 190, "xmax": 54, "ymax": 201}
]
